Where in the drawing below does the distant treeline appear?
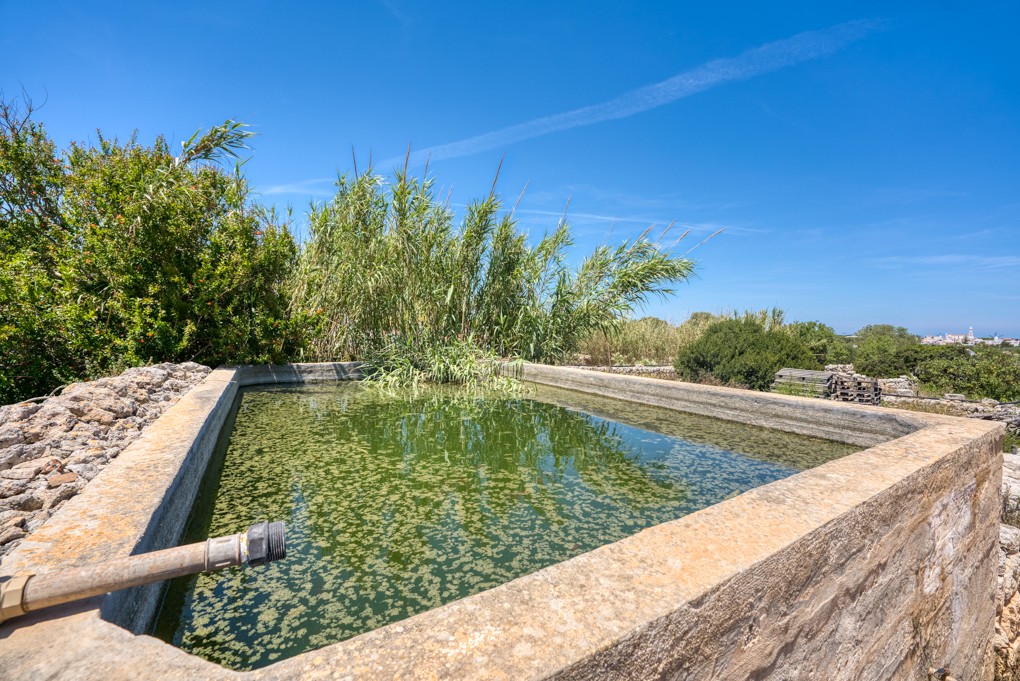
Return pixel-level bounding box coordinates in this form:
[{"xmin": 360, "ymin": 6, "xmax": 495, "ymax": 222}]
[{"xmin": 578, "ymin": 313, "xmax": 1020, "ymax": 401}]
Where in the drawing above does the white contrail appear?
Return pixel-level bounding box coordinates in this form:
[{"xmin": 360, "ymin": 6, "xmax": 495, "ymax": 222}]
[{"xmin": 384, "ymin": 20, "xmax": 882, "ymax": 168}]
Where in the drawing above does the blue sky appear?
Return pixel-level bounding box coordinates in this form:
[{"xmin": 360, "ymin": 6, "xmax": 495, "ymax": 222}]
[{"xmin": 3, "ymin": 1, "xmax": 1018, "ymax": 335}]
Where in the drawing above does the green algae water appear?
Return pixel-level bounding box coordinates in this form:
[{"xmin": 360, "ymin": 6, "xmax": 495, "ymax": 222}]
[{"xmin": 153, "ymin": 383, "xmax": 858, "ymax": 670}]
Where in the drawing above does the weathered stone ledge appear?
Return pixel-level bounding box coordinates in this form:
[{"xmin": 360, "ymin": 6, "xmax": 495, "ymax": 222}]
[{"xmin": 562, "ymin": 364, "xmax": 678, "ymax": 380}]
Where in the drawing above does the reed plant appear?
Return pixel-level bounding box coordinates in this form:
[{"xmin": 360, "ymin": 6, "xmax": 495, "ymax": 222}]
[{"xmin": 290, "ymin": 167, "xmax": 695, "ymax": 384}]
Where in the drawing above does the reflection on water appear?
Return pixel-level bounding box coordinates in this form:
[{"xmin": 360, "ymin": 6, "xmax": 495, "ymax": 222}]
[{"xmin": 153, "ymin": 383, "xmax": 858, "ymax": 670}]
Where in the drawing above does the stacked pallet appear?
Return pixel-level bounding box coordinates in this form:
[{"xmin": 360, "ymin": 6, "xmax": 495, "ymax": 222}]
[
  {"xmin": 772, "ymin": 367, "xmax": 883, "ymax": 406},
  {"xmin": 830, "ymin": 373, "xmax": 882, "ymax": 406},
  {"xmin": 771, "ymin": 368, "xmax": 833, "ymax": 397}
]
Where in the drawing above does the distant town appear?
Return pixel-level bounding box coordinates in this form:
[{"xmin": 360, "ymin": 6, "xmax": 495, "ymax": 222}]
[{"xmin": 921, "ymin": 326, "xmax": 1020, "ymax": 347}]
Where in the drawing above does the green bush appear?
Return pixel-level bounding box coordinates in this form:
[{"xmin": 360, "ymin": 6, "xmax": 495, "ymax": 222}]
[
  {"xmin": 914, "ymin": 347, "xmax": 1020, "ymax": 402},
  {"xmin": 854, "ymin": 338, "xmax": 969, "ymax": 381},
  {"xmin": 845, "ymin": 327, "xmax": 1017, "ymax": 400},
  {"xmin": 0, "ymin": 99, "xmax": 300, "ymax": 403},
  {"xmin": 579, "ymin": 309, "xmax": 792, "ymax": 368},
  {"xmin": 674, "ymin": 317, "xmax": 820, "ymax": 391},
  {"xmin": 63, "ymin": 129, "xmax": 299, "ymax": 370},
  {"xmin": 0, "ymin": 97, "xmax": 78, "ymax": 401}
]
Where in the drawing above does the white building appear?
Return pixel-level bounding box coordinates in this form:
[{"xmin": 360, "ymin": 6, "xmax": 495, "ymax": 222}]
[{"xmin": 921, "ymin": 326, "xmax": 1020, "ymax": 347}]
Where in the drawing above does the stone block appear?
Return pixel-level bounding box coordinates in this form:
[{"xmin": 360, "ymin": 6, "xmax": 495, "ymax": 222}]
[
  {"xmin": 46, "ymin": 472, "xmax": 78, "ymax": 488},
  {"xmin": 0, "ymin": 525, "xmax": 25, "ymax": 545},
  {"xmin": 0, "ymin": 478, "xmax": 30, "ymax": 499},
  {"xmin": 0, "ymin": 467, "xmax": 37, "ymax": 480}
]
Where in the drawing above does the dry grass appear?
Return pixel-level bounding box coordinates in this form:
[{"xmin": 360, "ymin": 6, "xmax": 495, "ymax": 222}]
[
  {"xmin": 576, "ymin": 317, "xmax": 682, "ymax": 365},
  {"xmin": 574, "ymin": 311, "xmax": 738, "ymax": 367}
]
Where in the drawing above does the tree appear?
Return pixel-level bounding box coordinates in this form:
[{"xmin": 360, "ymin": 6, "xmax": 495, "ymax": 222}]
[
  {"xmin": 852, "ymin": 324, "xmax": 919, "ymax": 377},
  {"xmin": 914, "ymin": 346, "xmax": 1020, "ymax": 401},
  {"xmin": 0, "ymin": 94, "xmax": 77, "ymax": 400},
  {"xmin": 58, "ymin": 124, "xmax": 298, "ymax": 372},
  {"xmin": 786, "ymin": 321, "xmax": 852, "ymax": 365}
]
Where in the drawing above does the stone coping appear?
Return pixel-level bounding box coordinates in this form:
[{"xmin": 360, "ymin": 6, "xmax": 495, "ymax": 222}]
[
  {"xmin": 517, "ymin": 364, "xmax": 920, "ymax": 447},
  {"xmin": 0, "ymin": 363, "xmax": 1005, "ymax": 679}
]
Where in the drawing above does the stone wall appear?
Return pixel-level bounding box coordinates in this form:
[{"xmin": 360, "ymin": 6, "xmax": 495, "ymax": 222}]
[
  {"xmin": 997, "ymin": 453, "xmax": 1020, "ymax": 678},
  {"xmin": 0, "ymin": 363, "xmax": 210, "ymax": 562},
  {"xmin": 883, "ymin": 396, "xmax": 1020, "ymax": 446},
  {"xmin": 879, "ymin": 376, "xmax": 917, "ymax": 397}
]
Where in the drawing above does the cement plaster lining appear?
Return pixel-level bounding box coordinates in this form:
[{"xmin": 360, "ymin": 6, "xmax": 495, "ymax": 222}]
[{"xmin": 0, "ymin": 363, "xmax": 1005, "ymax": 680}]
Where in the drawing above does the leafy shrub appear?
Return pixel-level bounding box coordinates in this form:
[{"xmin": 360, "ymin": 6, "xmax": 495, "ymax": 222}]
[
  {"xmin": 0, "ymin": 98, "xmax": 299, "ymax": 403},
  {"xmin": 580, "ymin": 309, "xmax": 793, "ymax": 369},
  {"xmin": 849, "ymin": 328, "xmax": 1017, "ymax": 401},
  {"xmin": 576, "ymin": 311, "xmax": 799, "ymax": 368},
  {"xmin": 59, "ymin": 127, "xmax": 299, "ymax": 371},
  {"xmin": 855, "ymin": 339, "xmax": 970, "ymax": 381},
  {"xmin": 0, "ymin": 97, "xmax": 78, "ymax": 401},
  {"xmin": 914, "ymin": 347, "xmax": 1020, "ymax": 402},
  {"xmin": 674, "ymin": 317, "xmax": 820, "ymax": 391}
]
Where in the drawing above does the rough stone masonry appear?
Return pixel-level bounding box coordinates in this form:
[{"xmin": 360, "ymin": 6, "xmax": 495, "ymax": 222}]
[
  {"xmin": 997, "ymin": 452, "xmax": 1020, "ymax": 678},
  {"xmin": 0, "ymin": 362, "xmax": 211, "ymax": 563}
]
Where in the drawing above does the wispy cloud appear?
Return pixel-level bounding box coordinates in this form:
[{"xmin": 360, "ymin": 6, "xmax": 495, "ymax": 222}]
[
  {"xmin": 262, "ymin": 178, "xmax": 335, "ymax": 196},
  {"xmin": 377, "ymin": 0, "xmax": 412, "ymax": 28},
  {"xmin": 949, "ymin": 228, "xmax": 1000, "ymax": 241},
  {"xmin": 865, "ymin": 186, "xmax": 970, "ymax": 206},
  {"xmin": 510, "ymin": 207, "xmax": 763, "ymax": 236},
  {"xmin": 514, "ymin": 207, "xmax": 680, "ymax": 226},
  {"xmin": 383, "ymin": 19, "xmax": 883, "ymax": 168},
  {"xmin": 874, "ymin": 254, "xmax": 1020, "ymax": 271}
]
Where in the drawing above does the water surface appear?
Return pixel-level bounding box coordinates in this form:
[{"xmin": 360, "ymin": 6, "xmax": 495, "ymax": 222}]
[{"xmin": 154, "ymin": 383, "xmax": 857, "ymax": 670}]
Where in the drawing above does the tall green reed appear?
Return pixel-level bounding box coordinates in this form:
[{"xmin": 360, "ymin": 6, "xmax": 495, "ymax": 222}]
[{"xmin": 290, "ymin": 167, "xmax": 695, "ymax": 384}]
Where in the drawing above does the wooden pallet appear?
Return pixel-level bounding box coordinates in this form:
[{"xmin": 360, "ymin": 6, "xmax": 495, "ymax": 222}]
[
  {"xmin": 831, "ymin": 375, "xmax": 881, "ymax": 405},
  {"xmin": 772, "ymin": 369, "xmax": 834, "ymax": 397},
  {"xmin": 772, "ymin": 368, "xmax": 882, "ymax": 405}
]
